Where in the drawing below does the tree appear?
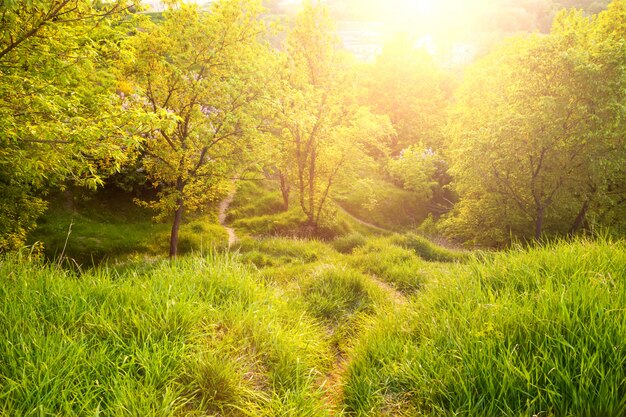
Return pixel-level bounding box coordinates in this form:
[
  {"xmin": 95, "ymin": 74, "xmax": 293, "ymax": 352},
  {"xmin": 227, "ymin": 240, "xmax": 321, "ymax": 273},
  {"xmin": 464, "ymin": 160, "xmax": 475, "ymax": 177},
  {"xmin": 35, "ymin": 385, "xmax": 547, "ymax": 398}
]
[
  {"xmin": 271, "ymin": 1, "xmax": 392, "ymax": 234},
  {"xmin": 388, "ymin": 145, "xmax": 439, "ymax": 201},
  {"xmin": 0, "ymin": 0, "xmax": 141, "ymax": 251},
  {"xmin": 363, "ymin": 33, "xmax": 450, "ymax": 156},
  {"xmin": 444, "ymin": 5, "xmax": 625, "ymax": 246},
  {"xmin": 121, "ymin": 0, "xmax": 271, "ymax": 257}
]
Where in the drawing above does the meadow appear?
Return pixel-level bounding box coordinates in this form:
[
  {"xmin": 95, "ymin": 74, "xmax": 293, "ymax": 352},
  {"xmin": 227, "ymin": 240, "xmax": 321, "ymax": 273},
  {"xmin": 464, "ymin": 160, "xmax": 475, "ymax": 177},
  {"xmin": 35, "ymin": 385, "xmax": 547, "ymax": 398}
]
[
  {"xmin": 3, "ymin": 181, "xmax": 625, "ymax": 416},
  {"xmin": 2, "ymin": 0, "xmax": 625, "ymax": 415}
]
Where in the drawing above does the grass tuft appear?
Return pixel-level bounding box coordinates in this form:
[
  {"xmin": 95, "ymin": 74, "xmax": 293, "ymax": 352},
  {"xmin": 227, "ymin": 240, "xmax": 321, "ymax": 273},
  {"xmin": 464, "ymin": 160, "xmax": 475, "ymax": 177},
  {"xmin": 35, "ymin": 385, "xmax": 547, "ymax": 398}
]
[
  {"xmin": 343, "ymin": 238, "xmax": 626, "ymax": 416},
  {"xmin": 0, "ymin": 252, "xmax": 331, "ymax": 416}
]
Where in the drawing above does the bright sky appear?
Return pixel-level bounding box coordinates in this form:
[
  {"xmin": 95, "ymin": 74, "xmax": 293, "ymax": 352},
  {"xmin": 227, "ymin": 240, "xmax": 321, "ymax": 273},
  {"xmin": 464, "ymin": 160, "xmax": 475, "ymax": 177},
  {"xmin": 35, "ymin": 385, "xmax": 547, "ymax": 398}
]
[
  {"xmin": 146, "ymin": 0, "xmax": 571, "ymax": 63},
  {"xmin": 329, "ymin": 0, "xmax": 497, "ymax": 62},
  {"xmin": 285, "ymin": 0, "xmax": 504, "ymax": 52},
  {"xmin": 282, "ymin": 0, "xmax": 562, "ymax": 62}
]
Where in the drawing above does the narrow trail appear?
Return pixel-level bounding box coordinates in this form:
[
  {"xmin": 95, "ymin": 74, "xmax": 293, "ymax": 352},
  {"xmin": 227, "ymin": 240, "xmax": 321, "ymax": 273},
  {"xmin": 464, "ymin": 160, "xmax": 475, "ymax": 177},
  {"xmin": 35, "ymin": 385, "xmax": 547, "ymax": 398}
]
[
  {"xmin": 334, "ymin": 202, "xmax": 392, "ymax": 234},
  {"xmin": 321, "ymin": 349, "xmax": 349, "ymax": 415},
  {"xmin": 218, "ymin": 187, "xmax": 237, "ymax": 248},
  {"xmin": 369, "ymin": 274, "xmax": 408, "ymax": 307},
  {"xmin": 321, "ymin": 275, "xmax": 408, "ymax": 415}
]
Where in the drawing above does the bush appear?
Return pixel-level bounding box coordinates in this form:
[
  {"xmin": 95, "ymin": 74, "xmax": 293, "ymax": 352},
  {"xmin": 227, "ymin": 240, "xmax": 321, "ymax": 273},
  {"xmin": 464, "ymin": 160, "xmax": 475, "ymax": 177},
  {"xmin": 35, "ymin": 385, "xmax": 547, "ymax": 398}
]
[
  {"xmin": 331, "ymin": 233, "xmax": 367, "ymax": 254},
  {"xmin": 390, "ymin": 233, "xmax": 466, "ymax": 262}
]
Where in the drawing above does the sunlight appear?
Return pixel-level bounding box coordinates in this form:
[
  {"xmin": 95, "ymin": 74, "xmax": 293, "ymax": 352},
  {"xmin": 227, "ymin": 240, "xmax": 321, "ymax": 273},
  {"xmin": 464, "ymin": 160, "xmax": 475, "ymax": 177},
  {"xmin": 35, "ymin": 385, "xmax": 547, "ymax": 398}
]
[{"xmin": 403, "ymin": 0, "xmax": 437, "ymax": 16}]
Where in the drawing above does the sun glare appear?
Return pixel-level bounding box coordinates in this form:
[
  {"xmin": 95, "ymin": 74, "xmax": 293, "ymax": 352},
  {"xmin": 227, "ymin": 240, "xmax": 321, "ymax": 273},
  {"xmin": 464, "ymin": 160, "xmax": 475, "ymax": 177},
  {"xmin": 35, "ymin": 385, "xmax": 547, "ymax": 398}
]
[
  {"xmin": 404, "ymin": 0, "xmax": 437, "ymax": 16},
  {"xmin": 282, "ymin": 0, "xmax": 497, "ymax": 62},
  {"xmin": 373, "ymin": 0, "xmax": 494, "ymax": 60}
]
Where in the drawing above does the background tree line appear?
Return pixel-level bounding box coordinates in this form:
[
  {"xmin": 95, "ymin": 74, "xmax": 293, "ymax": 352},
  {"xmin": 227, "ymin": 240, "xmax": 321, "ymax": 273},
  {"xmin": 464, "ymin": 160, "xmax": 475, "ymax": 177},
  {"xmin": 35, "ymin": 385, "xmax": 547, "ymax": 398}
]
[{"xmin": 1, "ymin": 0, "xmax": 624, "ymax": 254}]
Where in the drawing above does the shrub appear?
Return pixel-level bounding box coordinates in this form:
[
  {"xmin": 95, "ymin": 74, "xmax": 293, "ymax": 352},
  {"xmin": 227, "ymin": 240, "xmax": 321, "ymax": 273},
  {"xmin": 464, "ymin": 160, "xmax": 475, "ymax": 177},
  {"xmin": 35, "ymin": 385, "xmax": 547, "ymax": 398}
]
[
  {"xmin": 390, "ymin": 233, "xmax": 466, "ymax": 262},
  {"xmin": 331, "ymin": 233, "xmax": 367, "ymax": 254}
]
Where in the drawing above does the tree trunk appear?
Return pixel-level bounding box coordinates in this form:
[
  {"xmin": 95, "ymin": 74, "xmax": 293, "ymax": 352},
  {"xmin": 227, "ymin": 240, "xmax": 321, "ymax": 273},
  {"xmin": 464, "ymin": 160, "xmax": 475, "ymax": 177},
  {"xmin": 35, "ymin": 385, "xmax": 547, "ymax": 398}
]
[
  {"xmin": 279, "ymin": 171, "xmax": 290, "ymax": 211},
  {"xmin": 534, "ymin": 206, "xmax": 544, "ymax": 240},
  {"xmin": 569, "ymin": 199, "xmax": 590, "ymax": 236},
  {"xmin": 169, "ymin": 177, "xmax": 186, "ymax": 258},
  {"xmin": 308, "ymin": 148, "xmax": 316, "ymax": 223},
  {"xmin": 169, "ymin": 198, "xmax": 184, "ymax": 259}
]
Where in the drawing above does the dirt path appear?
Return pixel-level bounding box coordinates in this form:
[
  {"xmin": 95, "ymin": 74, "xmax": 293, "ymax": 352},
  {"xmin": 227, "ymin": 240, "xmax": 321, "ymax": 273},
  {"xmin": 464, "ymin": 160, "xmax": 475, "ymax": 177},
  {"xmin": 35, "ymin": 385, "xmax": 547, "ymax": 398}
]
[
  {"xmin": 321, "ymin": 348, "xmax": 349, "ymax": 415},
  {"xmin": 218, "ymin": 188, "xmax": 237, "ymax": 248},
  {"xmin": 369, "ymin": 274, "xmax": 408, "ymax": 306},
  {"xmin": 321, "ymin": 274, "xmax": 408, "ymax": 415},
  {"xmin": 334, "ymin": 202, "xmax": 392, "ymax": 234}
]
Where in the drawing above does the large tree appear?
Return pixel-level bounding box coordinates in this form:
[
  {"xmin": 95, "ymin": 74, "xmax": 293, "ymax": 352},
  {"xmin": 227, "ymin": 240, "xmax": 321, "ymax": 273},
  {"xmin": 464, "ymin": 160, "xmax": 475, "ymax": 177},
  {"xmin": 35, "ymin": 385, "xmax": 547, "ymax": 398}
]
[
  {"xmin": 444, "ymin": 4, "xmax": 625, "ymax": 246},
  {"xmin": 0, "ymin": 0, "xmax": 141, "ymax": 251},
  {"xmin": 363, "ymin": 33, "xmax": 450, "ymax": 155},
  {"xmin": 271, "ymin": 1, "xmax": 392, "ymax": 233},
  {"xmin": 122, "ymin": 0, "xmax": 271, "ymax": 257}
]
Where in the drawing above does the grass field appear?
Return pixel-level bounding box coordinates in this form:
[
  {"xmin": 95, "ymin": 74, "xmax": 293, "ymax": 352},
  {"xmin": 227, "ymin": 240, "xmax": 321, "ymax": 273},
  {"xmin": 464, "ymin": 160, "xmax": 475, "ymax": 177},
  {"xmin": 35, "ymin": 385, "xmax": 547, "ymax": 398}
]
[
  {"xmin": 4, "ymin": 232, "xmax": 625, "ymax": 415},
  {"xmin": 11, "ymin": 181, "xmax": 626, "ymax": 416},
  {"xmin": 27, "ymin": 187, "xmax": 227, "ymax": 265}
]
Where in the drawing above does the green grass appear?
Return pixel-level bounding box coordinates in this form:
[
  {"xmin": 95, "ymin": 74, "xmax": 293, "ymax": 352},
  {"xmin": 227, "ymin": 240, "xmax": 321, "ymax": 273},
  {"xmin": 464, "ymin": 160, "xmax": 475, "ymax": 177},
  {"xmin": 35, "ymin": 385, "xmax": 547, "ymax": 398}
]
[
  {"xmin": 390, "ymin": 233, "xmax": 467, "ymax": 262},
  {"xmin": 226, "ymin": 177, "xmax": 391, "ymax": 239},
  {"xmin": 12, "ymin": 180, "xmax": 626, "ymax": 417},
  {"xmin": 295, "ymin": 264, "xmax": 392, "ymax": 363},
  {"xmin": 331, "ymin": 233, "xmax": 368, "ymax": 254},
  {"xmin": 226, "ymin": 180, "xmax": 286, "ymax": 222},
  {"xmin": 343, "ymin": 238, "xmax": 626, "ymax": 416},
  {"xmin": 347, "ymin": 237, "xmax": 427, "ymax": 294},
  {"xmin": 0, "ymin": 252, "xmax": 332, "ymax": 416},
  {"xmin": 236, "ymin": 236, "xmax": 336, "ymax": 266},
  {"xmin": 28, "ymin": 188, "xmax": 227, "ymax": 264},
  {"xmin": 334, "ymin": 176, "xmax": 429, "ymax": 231}
]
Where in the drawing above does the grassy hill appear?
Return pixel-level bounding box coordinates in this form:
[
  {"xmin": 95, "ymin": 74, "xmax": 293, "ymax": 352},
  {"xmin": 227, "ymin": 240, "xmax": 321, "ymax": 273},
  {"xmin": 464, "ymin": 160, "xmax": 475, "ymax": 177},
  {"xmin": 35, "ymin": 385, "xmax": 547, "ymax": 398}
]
[
  {"xmin": 10, "ymin": 181, "xmax": 626, "ymax": 415},
  {"xmin": 3, "ymin": 233, "xmax": 625, "ymax": 415},
  {"xmin": 27, "ymin": 187, "xmax": 227, "ymax": 266}
]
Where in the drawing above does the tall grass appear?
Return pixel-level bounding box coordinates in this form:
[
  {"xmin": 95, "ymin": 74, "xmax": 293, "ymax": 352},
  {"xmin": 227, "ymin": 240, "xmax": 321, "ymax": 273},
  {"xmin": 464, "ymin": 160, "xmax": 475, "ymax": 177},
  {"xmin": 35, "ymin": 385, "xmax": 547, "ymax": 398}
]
[
  {"xmin": 0, "ymin": 252, "xmax": 331, "ymax": 416},
  {"xmin": 347, "ymin": 238, "xmax": 427, "ymax": 293},
  {"xmin": 28, "ymin": 189, "xmax": 227, "ymax": 264},
  {"xmin": 390, "ymin": 233, "xmax": 466, "ymax": 262},
  {"xmin": 343, "ymin": 238, "xmax": 626, "ymax": 416},
  {"xmin": 334, "ymin": 176, "xmax": 428, "ymax": 230}
]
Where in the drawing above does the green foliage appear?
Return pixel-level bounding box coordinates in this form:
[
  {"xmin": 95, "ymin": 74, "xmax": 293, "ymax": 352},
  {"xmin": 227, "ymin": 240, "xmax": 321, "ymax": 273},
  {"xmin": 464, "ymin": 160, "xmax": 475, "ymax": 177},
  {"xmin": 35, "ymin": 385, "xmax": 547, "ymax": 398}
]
[
  {"xmin": 363, "ymin": 33, "xmax": 450, "ymax": 154},
  {"xmin": 0, "ymin": 185, "xmax": 47, "ymax": 251},
  {"xmin": 121, "ymin": 0, "xmax": 273, "ymax": 256},
  {"xmin": 271, "ymin": 1, "xmax": 394, "ymax": 232},
  {"xmin": 226, "ymin": 177, "xmax": 389, "ymax": 239},
  {"xmin": 387, "ymin": 145, "xmax": 439, "ymax": 200},
  {"xmin": 445, "ymin": 4, "xmax": 626, "ymax": 245},
  {"xmin": 0, "ymin": 0, "xmax": 143, "ymax": 250},
  {"xmin": 343, "ymin": 238, "xmax": 626, "ymax": 416},
  {"xmin": 28, "ymin": 189, "xmax": 227, "ymax": 264},
  {"xmin": 335, "ymin": 176, "xmax": 428, "ymax": 230}
]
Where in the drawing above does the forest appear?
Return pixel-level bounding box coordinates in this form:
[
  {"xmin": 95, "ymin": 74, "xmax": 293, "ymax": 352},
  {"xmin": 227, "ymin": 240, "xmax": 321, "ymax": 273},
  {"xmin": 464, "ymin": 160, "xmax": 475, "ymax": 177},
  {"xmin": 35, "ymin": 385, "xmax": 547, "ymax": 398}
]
[{"xmin": 0, "ymin": 0, "xmax": 625, "ymax": 415}]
